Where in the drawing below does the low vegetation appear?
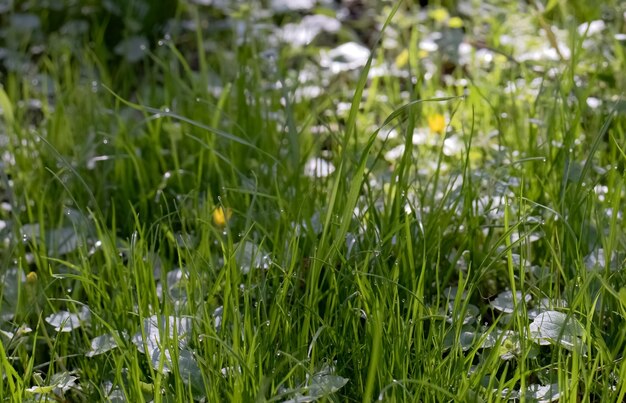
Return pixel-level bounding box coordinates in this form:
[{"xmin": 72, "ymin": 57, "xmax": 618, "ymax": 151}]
[{"xmin": 0, "ymin": 0, "xmax": 625, "ymax": 401}]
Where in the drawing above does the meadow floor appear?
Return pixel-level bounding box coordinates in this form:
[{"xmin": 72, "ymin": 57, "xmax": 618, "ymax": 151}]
[{"xmin": 1, "ymin": 1, "xmax": 626, "ymax": 401}]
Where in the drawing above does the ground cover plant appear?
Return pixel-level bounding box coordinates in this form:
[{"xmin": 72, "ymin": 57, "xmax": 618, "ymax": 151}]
[{"xmin": 0, "ymin": 0, "xmax": 625, "ymax": 401}]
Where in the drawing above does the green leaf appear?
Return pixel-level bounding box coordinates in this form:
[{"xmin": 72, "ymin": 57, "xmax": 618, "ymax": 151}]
[
  {"xmin": 0, "ymin": 85, "xmax": 14, "ymax": 126},
  {"xmin": 529, "ymin": 311, "xmax": 586, "ymax": 352}
]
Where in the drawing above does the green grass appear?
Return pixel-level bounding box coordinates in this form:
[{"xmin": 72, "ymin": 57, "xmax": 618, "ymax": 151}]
[{"xmin": 0, "ymin": 0, "xmax": 625, "ymax": 401}]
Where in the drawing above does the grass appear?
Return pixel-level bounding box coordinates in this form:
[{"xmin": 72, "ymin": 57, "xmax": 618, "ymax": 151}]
[{"xmin": 0, "ymin": 0, "xmax": 625, "ymax": 401}]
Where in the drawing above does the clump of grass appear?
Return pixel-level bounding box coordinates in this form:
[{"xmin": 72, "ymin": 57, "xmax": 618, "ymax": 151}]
[{"xmin": 0, "ymin": 1, "xmax": 625, "ymax": 401}]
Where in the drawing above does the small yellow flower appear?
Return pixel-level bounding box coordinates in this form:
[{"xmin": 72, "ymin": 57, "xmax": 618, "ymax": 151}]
[
  {"xmin": 395, "ymin": 49, "xmax": 409, "ymax": 68},
  {"xmin": 429, "ymin": 8, "xmax": 449, "ymax": 23},
  {"xmin": 25, "ymin": 271, "xmax": 40, "ymax": 309},
  {"xmin": 448, "ymin": 17, "xmax": 464, "ymax": 29},
  {"xmin": 26, "ymin": 271, "xmax": 38, "ymax": 284},
  {"xmin": 494, "ymin": 54, "xmax": 508, "ymax": 65},
  {"xmin": 427, "ymin": 114, "xmax": 446, "ymax": 134},
  {"xmin": 213, "ymin": 206, "xmax": 232, "ymax": 227}
]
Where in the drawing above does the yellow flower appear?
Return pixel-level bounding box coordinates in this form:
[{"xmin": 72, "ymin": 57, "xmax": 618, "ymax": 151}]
[
  {"xmin": 25, "ymin": 271, "xmax": 40, "ymax": 310},
  {"xmin": 448, "ymin": 17, "xmax": 463, "ymax": 29},
  {"xmin": 26, "ymin": 271, "xmax": 38, "ymax": 284},
  {"xmin": 213, "ymin": 206, "xmax": 232, "ymax": 227},
  {"xmin": 395, "ymin": 49, "xmax": 409, "ymax": 68},
  {"xmin": 429, "ymin": 8, "xmax": 449, "ymax": 23},
  {"xmin": 427, "ymin": 114, "xmax": 446, "ymax": 134}
]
